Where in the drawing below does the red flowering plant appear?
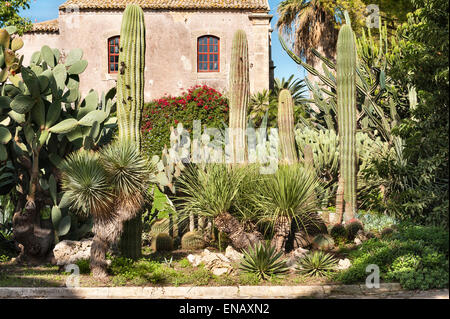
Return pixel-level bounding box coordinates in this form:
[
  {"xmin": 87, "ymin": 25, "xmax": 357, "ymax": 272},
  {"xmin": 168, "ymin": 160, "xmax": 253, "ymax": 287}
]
[{"xmin": 141, "ymin": 85, "xmax": 229, "ymax": 157}]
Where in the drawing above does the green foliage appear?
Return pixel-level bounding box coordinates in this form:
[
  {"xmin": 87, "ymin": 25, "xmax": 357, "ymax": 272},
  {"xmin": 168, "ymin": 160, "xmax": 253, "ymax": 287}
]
[
  {"xmin": 141, "ymin": 85, "xmax": 228, "ymax": 158},
  {"xmin": 240, "ymin": 241, "xmax": 289, "ymax": 280},
  {"xmin": 334, "ymin": 223, "xmax": 449, "ymax": 290},
  {"xmin": 181, "ymin": 231, "xmax": 205, "ymax": 250},
  {"xmin": 0, "ymin": 1, "xmax": 32, "ymax": 35},
  {"xmin": 76, "ymin": 258, "xmax": 90, "ymax": 274},
  {"xmin": 355, "ymin": 211, "xmax": 397, "ymax": 232},
  {"xmin": 297, "ymin": 251, "xmax": 338, "ymax": 277},
  {"xmin": 151, "ymin": 233, "xmax": 174, "ymax": 252}
]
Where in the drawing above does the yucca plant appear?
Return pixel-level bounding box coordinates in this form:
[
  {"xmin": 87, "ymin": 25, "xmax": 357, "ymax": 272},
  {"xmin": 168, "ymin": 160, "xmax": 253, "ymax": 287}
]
[
  {"xmin": 297, "ymin": 251, "xmax": 338, "ymax": 277},
  {"xmin": 246, "ymin": 164, "xmax": 322, "ymax": 252},
  {"xmin": 61, "ymin": 140, "xmax": 154, "ymax": 277},
  {"xmin": 176, "ymin": 164, "xmax": 262, "ymax": 250},
  {"xmin": 240, "ymin": 241, "xmax": 289, "ymax": 280}
]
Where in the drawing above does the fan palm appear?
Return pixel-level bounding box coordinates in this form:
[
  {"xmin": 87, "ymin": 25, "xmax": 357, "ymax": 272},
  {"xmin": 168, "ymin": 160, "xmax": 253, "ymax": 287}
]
[
  {"xmin": 273, "ymin": 75, "xmax": 308, "ymax": 106},
  {"xmin": 277, "ymin": 0, "xmax": 338, "ymax": 69},
  {"xmin": 176, "ymin": 164, "xmax": 262, "ymax": 250},
  {"xmin": 247, "ymin": 164, "xmax": 322, "ymax": 252},
  {"xmin": 61, "ymin": 140, "xmax": 153, "ymax": 278}
]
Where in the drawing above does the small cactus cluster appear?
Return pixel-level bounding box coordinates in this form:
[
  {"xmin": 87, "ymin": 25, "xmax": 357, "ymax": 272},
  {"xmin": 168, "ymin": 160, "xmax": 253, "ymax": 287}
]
[
  {"xmin": 329, "ymin": 224, "xmax": 347, "ymax": 241},
  {"xmin": 312, "ymin": 234, "xmax": 335, "ymax": 251},
  {"xmin": 151, "ymin": 233, "xmax": 174, "ymax": 252},
  {"xmin": 345, "ymin": 219, "xmax": 364, "ymax": 240},
  {"xmin": 181, "ymin": 231, "xmax": 206, "ymax": 250}
]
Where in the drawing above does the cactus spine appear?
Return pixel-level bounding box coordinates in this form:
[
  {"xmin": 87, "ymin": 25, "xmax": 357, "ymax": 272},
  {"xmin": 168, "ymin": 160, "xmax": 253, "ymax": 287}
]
[
  {"xmin": 116, "ymin": 4, "xmax": 146, "ymax": 260},
  {"xmin": 278, "ymin": 89, "xmax": 298, "ymax": 164},
  {"xmin": 228, "ymin": 30, "xmax": 249, "ymax": 164},
  {"xmin": 336, "ymin": 24, "xmax": 357, "ymax": 222}
]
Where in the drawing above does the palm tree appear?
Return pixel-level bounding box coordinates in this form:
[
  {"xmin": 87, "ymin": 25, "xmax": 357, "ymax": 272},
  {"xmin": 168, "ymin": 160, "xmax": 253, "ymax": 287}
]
[
  {"xmin": 277, "ymin": 0, "xmax": 338, "ymax": 69},
  {"xmin": 246, "ymin": 164, "xmax": 322, "ymax": 252},
  {"xmin": 61, "ymin": 141, "xmax": 153, "ymax": 278},
  {"xmin": 273, "ymin": 75, "xmax": 308, "ymax": 106},
  {"xmin": 176, "ymin": 164, "xmax": 263, "ymax": 251}
]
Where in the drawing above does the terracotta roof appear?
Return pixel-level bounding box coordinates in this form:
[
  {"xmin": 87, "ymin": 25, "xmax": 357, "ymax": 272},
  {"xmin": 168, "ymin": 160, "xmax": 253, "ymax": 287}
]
[
  {"xmin": 59, "ymin": 0, "xmax": 270, "ymax": 11},
  {"xmin": 27, "ymin": 19, "xmax": 59, "ymax": 33}
]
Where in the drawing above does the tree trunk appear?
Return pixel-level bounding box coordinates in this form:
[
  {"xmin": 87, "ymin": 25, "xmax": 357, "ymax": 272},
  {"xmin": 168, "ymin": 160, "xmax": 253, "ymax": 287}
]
[
  {"xmin": 214, "ymin": 212, "xmax": 262, "ymax": 251},
  {"xmin": 271, "ymin": 216, "xmax": 291, "ymax": 253},
  {"xmin": 90, "ymin": 232, "xmax": 109, "ymax": 278}
]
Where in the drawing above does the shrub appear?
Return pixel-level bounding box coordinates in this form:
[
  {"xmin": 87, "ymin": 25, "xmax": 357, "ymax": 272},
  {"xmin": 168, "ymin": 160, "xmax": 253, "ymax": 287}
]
[
  {"xmin": 334, "ymin": 224, "xmax": 449, "ymax": 290},
  {"xmin": 297, "ymin": 251, "xmax": 338, "ymax": 277},
  {"xmin": 240, "ymin": 242, "xmax": 289, "ymax": 280},
  {"xmin": 141, "ymin": 85, "xmax": 229, "ymax": 158},
  {"xmin": 76, "ymin": 259, "xmax": 91, "ymax": 274}
]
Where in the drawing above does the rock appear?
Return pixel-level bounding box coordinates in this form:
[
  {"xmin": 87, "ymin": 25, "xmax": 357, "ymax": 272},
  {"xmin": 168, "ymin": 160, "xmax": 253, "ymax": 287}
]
[
  {"xmin": 224, "ymin": 246, "xmax": 243, "ymax": 263},
  {"xmin": 186, "ymin": 248, "xmax": 234, "ymax": 276},
  {"xmin": 285, "ymin": 247, "xmax": 309, "ymax": 271},
  {"xmin": 354, "ymin": 238, "xmax": 363, "ymax": 245},
  {"xmin": 356, "ymin": 229, "xmax": 368, "ymax": 242},
  {"xmin": 337, "ymin": 258, "xmax": 351, "ymax": 270},
  {"xmin": 53, "ymin": 239, "xmax": 92, "ymax": 266}
]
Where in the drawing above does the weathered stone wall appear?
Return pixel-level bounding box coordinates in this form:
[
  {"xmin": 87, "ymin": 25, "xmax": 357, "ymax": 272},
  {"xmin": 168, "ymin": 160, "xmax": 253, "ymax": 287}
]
[{"xmin": 21, "ymin": 10, "xmax": 272, "ymax": 102}]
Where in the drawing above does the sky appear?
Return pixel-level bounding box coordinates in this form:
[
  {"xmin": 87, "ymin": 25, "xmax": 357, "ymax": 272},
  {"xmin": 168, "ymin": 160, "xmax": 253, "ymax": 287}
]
[{"xmin": 19, "ymin": 0, "xmax": 305, "ymax": 81}]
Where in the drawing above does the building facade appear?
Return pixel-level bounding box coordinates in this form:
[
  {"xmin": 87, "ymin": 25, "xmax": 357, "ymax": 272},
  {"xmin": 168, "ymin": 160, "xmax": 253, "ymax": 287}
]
[{"xmin": 21, "ymin": 0, "xmax": 273, "ymax": 101}]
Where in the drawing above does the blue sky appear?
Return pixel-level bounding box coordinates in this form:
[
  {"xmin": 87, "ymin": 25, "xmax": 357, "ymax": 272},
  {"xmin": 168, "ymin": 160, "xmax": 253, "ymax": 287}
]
[{"xmin": 20, "ymin": 0, "xmax": 305, "ymax": 80}]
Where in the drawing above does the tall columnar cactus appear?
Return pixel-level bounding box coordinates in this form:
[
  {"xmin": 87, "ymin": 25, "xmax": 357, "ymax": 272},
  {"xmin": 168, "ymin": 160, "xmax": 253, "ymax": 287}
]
[
  {"xmin": 277, "ymin": 89, "xmax": 298, "ymax": 164},
  {"xmin": 116, "ymin": 4, "xmax": 146, "ymax": 260},
  {"xmin": 228, "ymin": 29, "xmax": 249, "ymax": 164},
  {"xmin": 116, "ymin": 4, "xmax": 146, "ymax": 147},
  {"xmin": 336, "ymin": 24, "xmax": 357, "ymax": 222}
]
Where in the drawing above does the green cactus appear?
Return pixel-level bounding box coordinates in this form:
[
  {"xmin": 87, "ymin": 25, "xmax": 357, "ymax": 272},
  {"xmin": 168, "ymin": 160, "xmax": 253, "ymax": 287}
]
[
  {"xmin": 115, "ymin": 4, "xmax": 147, "ymax": 260},
  {"xmin": 312, "ymin": 234, "xmax": 335, "ymax": 251},
  {"xmin": 329, "ymin": 223, "xmax": 347, "ymax": 241},
  {"xmin": 151, "ymin": 233, "xmax": 174, "ymax": 252},
  {"xmin": 277, "ymin": 89, "xmax": 298, "ymax": 164},
  {"xmin": 0, "ymin": 27, "xmax": 117, "ymax": 262},
  {"xmin": 336, "ymin": 23, "xmax": 358, "ymax": 222},
  {"xmin": 228, "ymin": 29, "xmax": 249, "ymax": 164},
  {"xmin": 150, "ymin": 218, "xmax": 170, "ymax": 236},
  {"xmin": 181, "ymin": 231, "xmax": 206, "ymax": 250},
  {"xmin": 345, "ymin": 219, "xmax": 364, "ymax": 240}
]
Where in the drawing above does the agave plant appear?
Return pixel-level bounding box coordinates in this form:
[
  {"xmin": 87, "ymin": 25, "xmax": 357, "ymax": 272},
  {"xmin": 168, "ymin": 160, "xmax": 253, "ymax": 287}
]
[
  {"xmin": 61, "ymin": 140, "xmax": 154, "ymax": 277},
  {"xmin": 176, "ymin": 164, "xmax": 262, "ymax": 250},
  {"xmin": 240, "ymin": 241, "xmax": 289, "ymax": 280},
  {"xmin": 245, "ymin": 164, "xmax": 322, "ymax": 252},
  {"xmin": 297, "ymin": 251, "xmax": 338, "ymax": 277}
]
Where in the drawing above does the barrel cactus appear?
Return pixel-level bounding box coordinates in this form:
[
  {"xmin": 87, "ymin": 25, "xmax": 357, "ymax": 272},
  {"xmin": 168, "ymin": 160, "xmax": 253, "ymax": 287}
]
[
  {"xmin": 151, "ymin": 233, "xmax": 174, "ymax": 252},
  {"xmin": 345, "ymin": 219, "xmax": 364, "ymax": 240},
  {"xmin": 116, "ymin": 4, "xmax": 147, "ymax": 260},
  {"xmin": 228, "ymin": 29, "xmax": 249, "ymax": 165},
  {"xmin": 277, "ymin": 89, "xmax": 298, "ymax": 164},
  {"xmin": 337, "ymin": 22, "xmax": 358, "ymax": 222},
  {"xmin": 312, "ymin": 234, "xmax": 335, "ymax": 251},
  {"xmin": 329, "ymin": 224, "xmax": 347, "ymax": 241},
  {"xmin": 181, "ymin": 231, "xmax": 206, "ymax": 250}
]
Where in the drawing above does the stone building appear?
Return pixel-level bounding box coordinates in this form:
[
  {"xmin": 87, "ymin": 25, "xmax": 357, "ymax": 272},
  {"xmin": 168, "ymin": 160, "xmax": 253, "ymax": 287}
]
[{"xmin": 21, "ymin": 0, "xmax": 273, "ymax": 101}]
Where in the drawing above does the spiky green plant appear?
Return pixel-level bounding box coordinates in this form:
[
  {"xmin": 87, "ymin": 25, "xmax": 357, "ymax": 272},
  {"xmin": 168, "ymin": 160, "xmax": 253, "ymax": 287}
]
[
  {"xmin": 240, "ymin": 241, "xmax": 289, "ymax": 280},
  {"xmin": 345, "ymin": 219, "xmax": 364, "ymax": 240},
  {"xmin": 176, "ymin": 164, "xmax": 262, "ymax": 250},
  {"xmin": 278, "ymin": 89, "xmax": 298, "ymax": 164},
  {"xmin": 115, "ymin": 4, "xmax": 147, "ymax": 259},
  {"xmin": 181, "ymin": 231, "xmax": 206, "ymax": 250},
  {"xmin": 245, "ymin": 164, "xmax": 322, "ymax": 252},
  {"xmin": 297, "ymin": 251, "xmax": 338, "ymax": 277},
  {"xmin": 151, "ymin": 233, "xmax": 174, "ymax": 252},
  {"xmin": 228, "ymin": 29, "xmax": 249, "ymax": 164},
  {"xmin": 329, "ymin": 224, "xmax": 347, "ymax": 241}
]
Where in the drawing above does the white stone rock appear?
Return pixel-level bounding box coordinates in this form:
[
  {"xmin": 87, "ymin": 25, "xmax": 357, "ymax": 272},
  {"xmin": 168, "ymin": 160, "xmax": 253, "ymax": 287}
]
[
  {"xmin": 337, "ymin": 258, "xmax": 352, "ymax": 270},
  {"xmin": 53, "ymin": 239, "xmax": 93, "ymax": 266},
  {"xmin": 354, "ymin": 238, "xmax": 363, "ymax": 245},
  {"xmin": 224, "ymin": 246, "xmax": 243, "ymax": 263},
  {"xmin": 186, "ymin": 248, "xmax": 234, "ymax": 276}
]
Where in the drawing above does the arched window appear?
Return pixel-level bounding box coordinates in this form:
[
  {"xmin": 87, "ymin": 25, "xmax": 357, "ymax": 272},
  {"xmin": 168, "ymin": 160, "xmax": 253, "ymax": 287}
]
[
  {"xmin": 197, "ymin": 36, "xmax": 219, "ymax": 72},
  {"xmin": 108, "ymin": 36, "xmax": 120, "ymax": 73}
]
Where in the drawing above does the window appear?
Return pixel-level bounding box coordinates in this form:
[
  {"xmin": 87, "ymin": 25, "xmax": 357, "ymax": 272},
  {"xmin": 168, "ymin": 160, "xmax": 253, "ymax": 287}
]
[
  {"xmin": 198, "ymin": 36, "xmax": 219, "ymax": 72},
  {"xmin": 108, "ymin": 36, "xmax": 120, "ymax": 73}
]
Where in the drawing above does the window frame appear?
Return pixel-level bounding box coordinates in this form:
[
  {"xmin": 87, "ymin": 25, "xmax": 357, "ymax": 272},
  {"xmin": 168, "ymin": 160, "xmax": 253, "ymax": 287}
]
[
  {"xmin": 108, "ymin": 36, "xmax": 120, "ymax": 74},
  {"xmin": 197, "ymin": 35, "xmax": 220, "ymax": 73}
]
